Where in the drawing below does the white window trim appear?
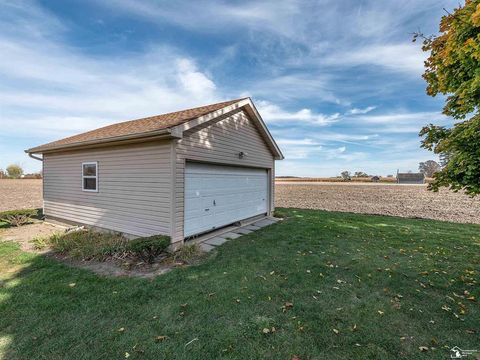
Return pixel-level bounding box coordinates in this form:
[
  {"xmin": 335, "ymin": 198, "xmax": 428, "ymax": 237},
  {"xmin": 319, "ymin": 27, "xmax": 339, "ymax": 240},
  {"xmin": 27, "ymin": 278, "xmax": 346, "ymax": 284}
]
[{"xmin": 82, "ymin": 161, "xmax": 98, "ymax": 192}]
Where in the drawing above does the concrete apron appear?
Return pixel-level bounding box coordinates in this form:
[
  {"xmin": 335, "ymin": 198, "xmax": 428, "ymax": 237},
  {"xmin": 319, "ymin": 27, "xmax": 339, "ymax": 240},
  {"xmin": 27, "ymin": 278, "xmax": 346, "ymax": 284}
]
[{"xmin": 185, "ymin": 216, "xmax": 281, "ymax": 252}]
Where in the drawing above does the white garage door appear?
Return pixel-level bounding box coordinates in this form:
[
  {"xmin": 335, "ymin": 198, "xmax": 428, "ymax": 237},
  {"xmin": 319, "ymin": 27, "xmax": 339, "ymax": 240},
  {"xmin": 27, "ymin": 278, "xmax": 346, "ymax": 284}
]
[{"xmin": 184, "ymin": 162, "xmax": 268, "ymax": 237}]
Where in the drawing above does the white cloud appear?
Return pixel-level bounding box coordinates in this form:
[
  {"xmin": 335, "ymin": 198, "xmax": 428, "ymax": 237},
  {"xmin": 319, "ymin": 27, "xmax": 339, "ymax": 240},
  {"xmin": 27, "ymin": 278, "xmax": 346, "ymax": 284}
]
[
  {"xmin": 276, "ymin": 138, "xmax": 321, "ymax": 146},
  {"xmin": 257, "ymin": 100, "xmax": 339, "ymax": 126},
  {"xmin": 247, "ymin": 74, "xmax": 347, "ymax": 105},
  {"xmin": 348, "ymin": 106, "xmax": 376, "ymax": 115},
  {"xmin": 177, "ymin": 58, "xmax": 217, "ymax": 96},
  {"xmin": 95, "ymin": 0, "xmax": 302, "ymax": 37},
  {"xmin": 355, "ymin": 111, "xmax": 450, "ymax": 124}
]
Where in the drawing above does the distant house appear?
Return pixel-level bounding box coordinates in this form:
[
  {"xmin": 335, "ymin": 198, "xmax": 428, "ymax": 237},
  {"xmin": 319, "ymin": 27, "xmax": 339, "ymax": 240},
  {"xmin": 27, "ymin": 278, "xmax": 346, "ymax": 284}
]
[{"xmin": 396, "ymin": 172, "xmax": 425, "ymax": 184}]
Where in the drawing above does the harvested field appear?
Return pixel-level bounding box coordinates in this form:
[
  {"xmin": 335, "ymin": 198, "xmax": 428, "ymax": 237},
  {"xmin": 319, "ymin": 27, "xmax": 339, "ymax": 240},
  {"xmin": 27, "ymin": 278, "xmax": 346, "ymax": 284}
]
[
  {"xmin": 275, "ymin": 181, "xmax": 480, "ymax": 224},
  {"xmin": 1, "ymin": 179, "xmax": 479, "ymax": 225},
  {"xmin": 0, "ymin": 180, "xmax": 42, "ymax": 211}
]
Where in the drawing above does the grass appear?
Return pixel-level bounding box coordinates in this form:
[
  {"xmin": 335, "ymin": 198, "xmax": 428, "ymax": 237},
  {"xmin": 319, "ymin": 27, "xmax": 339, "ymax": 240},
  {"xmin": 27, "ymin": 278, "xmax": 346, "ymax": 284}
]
[{"xmin": 0, "ymin": 208, "xmax": 479, "ymax": 359}]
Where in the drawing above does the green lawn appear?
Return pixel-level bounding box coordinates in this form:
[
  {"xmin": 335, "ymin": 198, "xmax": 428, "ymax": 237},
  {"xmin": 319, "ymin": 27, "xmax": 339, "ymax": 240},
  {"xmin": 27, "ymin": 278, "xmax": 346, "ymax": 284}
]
[{"xmin": 0, "ymin": 209, "xmax": 479, "ymax": 359}]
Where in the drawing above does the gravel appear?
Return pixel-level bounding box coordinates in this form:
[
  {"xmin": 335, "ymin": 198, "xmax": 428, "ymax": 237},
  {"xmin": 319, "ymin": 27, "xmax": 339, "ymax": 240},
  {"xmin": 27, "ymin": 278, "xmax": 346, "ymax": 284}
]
[{"xmin": 275, "ymin": 182, "xmax": 480, "ymax": 224}]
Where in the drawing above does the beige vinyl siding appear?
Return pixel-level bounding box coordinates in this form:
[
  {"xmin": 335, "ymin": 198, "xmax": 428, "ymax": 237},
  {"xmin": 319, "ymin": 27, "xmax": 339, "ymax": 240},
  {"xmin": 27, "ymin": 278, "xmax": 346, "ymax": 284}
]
[
  {"xmin": 173, "ymin": 109, "xmax": 275, "ymax": 241},
  {"xmin": 43, "ymin": 141, "xmax": 172, "ymax": 237}
]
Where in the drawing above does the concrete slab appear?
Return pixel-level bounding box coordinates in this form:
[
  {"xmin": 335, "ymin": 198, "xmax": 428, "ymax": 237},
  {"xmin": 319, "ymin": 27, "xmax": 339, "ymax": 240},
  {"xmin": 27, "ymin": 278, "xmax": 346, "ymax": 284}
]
[
  {"xmin": 200, "ymin": 243, "xmax": 215, "ymax": 252},
  {"xmin": 253, "ymin": 219, "xmax": 276, "ymax": 228},
  {"xmin": 196, "ymin": 217, "xmax": 282, "ymax": 251},
  {"xmin": 236, "ymin": 228, "xmax": 253, "ymax": 235},
  {"xmin": 205, "ymin": 237, "xmax": 229, "ymax": 246},
  {"xmin": 222, "ymin": 232, "xmax": 242, "ymax": 240}
]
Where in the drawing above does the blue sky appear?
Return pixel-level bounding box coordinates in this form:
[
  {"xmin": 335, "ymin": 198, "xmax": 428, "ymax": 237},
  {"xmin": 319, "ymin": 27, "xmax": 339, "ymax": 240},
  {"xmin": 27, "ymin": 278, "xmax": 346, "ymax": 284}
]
[{"xmin": 0, "ymin": 0, "xmax": 459, "ymax": 176}]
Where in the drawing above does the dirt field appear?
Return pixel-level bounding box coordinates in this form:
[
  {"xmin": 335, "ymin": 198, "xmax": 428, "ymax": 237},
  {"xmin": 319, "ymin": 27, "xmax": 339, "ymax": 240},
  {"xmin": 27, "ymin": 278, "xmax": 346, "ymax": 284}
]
[
  {"xmin": 0, "ymin": 180, "xmax": 42, "ymax": 211},
  {"xmin": 1, "ymin": 179, "xmax": 479, "ymax": 224},
  {"xmin": 275, "ymin": 181, "xmax": 480, "ymax": 224}
]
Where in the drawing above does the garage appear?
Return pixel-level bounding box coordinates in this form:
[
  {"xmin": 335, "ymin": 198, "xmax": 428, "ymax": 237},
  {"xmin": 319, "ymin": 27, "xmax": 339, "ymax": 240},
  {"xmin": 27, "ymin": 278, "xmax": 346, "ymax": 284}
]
[
  {"xmin": 27, "ymin": 97, "xmax": 283, "ymax": 246},
  {"xmin": 184, "ymin": 162, "xmax": 268, "ymax": 237}
]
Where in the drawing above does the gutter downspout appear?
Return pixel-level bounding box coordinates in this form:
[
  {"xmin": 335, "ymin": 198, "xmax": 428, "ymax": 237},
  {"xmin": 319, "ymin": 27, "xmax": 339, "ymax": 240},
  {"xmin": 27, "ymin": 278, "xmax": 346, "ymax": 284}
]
[{"xmin": 26, "ymin": 151, "xmax": 44, "ymax": 218}]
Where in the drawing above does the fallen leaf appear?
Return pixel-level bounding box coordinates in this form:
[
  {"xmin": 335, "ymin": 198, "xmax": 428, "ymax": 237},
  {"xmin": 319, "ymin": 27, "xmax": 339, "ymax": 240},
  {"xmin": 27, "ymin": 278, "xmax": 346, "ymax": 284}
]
[
  {"xmin": 155, "ymin": 336, "xmax": 168, "ymax": 342},
  {"xmin": 378, "ymin": 310, "xmax": 384, "ymax": 315},
  {"xmin": 418, "ymin": 346, "xmax": 428, "ymax": 352},
  {"xmin": 282, "ymin": 302, "xmax": 294, "ymax": 313},
  {"xmin": 351, "ymin": 324, "xmax": 357, "ymax": 331},
  {"xmin": 125, "ymin": 352, "xmax": 130, "ymax": 358},
  {"xmin": 262, "ymin": 328, "xmax": 270, "ymax": 334}
]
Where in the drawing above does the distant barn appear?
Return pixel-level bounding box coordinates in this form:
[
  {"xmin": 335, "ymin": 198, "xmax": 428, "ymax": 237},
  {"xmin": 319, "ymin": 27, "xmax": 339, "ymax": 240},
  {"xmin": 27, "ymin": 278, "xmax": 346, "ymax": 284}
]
[{"xmin": 396, "ymin": 172, "xmax": 425, "ymax": 184}]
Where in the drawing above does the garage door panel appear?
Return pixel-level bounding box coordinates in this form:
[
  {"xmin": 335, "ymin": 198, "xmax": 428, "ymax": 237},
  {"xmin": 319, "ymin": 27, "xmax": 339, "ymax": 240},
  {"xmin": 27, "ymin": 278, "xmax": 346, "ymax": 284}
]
[{"xmin": 184, "ymin": 163, "xmax": 268, "ymax": 237}]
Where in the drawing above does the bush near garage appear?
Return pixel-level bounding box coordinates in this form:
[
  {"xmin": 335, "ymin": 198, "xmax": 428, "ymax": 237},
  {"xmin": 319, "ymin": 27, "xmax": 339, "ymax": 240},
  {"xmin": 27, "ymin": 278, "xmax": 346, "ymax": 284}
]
[
  {"xmin": 0, "ymin": 208, "xmax": 42, "ymax": 227},
  {"xmin": 126, "ymin": 235, "xmax": 171, "ymax": 263}
]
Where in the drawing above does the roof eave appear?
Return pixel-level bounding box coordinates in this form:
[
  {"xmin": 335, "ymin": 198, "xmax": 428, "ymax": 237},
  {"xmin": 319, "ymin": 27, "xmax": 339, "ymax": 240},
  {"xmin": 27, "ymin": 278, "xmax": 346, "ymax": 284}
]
[{"xmin": 25, "ymin": 128, "xmax": 179, "ymax": 154}]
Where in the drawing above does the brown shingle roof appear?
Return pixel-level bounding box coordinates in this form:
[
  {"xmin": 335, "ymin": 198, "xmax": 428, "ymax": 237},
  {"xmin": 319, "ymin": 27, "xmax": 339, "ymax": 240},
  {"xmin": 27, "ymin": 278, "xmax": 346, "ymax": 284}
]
[{"xmin": 28, "ymin": 98, "xmax": 246, "ymax": 153}]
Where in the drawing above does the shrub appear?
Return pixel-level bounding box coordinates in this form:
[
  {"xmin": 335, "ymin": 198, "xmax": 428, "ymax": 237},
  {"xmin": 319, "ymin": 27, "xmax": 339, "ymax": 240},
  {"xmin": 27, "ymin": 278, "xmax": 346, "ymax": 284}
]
[
  {"xmin": 273, "ymin": 209, "xmax": 287, "ymax": 219},
  {"xmin": 173, "ymin": 243, "xmax": 203, "ymax": 264},
  {"xmin": 5, "ymin": 214, "xmax": 30, "ymax": 227},
  {"xmin": 48, "ymin": 230, "xmax": 129, "ymax": 260},
  {"xmin": 126, "ymin": 235, "xmax": 171, "ymax": 263},
  {"xmin": 0, "ymin": 209, "xmax": 41, "ymax": 227},
  {"xmin": 31, "ymin": 236, "xmax": 49, "ymax": 250}
]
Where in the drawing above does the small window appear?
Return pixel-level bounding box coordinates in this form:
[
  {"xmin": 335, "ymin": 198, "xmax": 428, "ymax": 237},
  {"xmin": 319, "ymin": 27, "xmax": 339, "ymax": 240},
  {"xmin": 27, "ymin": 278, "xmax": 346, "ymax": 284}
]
[{"xmin": 82, "ymin": 162, "xmax": 98, "ymax": 192}]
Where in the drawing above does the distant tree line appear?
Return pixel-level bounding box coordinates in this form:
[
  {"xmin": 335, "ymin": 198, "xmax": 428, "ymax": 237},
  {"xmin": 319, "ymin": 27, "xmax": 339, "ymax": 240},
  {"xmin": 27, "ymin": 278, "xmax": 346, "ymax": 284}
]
[
  {"xmin": 0, "ymin": 164, "xmax": 42, "ymax": 179},
  {"xmin": 339, "ymin": 160, "xmax": 441, "ymax": 181}
]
